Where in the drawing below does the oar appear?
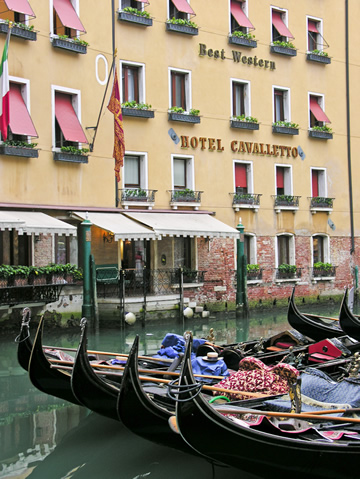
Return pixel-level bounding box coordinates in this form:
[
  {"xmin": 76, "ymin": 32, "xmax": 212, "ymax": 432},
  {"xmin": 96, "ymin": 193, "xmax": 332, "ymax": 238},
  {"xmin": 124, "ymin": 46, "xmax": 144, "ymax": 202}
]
[
  {"xmin": 43, "ymin": 344, "xmax": 174, "ymax": 363},
  {"xmin": 305, "ymin": 313, "xmax": 339, "ymax": 322},
  {"xmin": 48, "ymin": 358, "xmax": 227, "ymax": 381},
  {"xmin": 215, "ymin": 406, "xmax": 360, "ymax": 424},
  {"xmin": 52, "ymin": 364, "xmax": 270, "ymax": 399}
]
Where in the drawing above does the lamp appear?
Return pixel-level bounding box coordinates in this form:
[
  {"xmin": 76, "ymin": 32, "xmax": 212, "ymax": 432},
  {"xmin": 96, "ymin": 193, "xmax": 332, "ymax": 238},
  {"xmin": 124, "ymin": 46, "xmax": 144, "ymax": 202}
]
[{"xmin": 103, "ymin": 232, "xmax": 114, "ymax": 243}]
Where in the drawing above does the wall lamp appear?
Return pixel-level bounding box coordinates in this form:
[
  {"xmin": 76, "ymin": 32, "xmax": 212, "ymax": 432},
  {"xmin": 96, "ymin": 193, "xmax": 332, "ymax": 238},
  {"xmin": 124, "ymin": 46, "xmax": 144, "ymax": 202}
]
[{"xmin": 103, "ymin": 232, "xmax": 114, "ymax": 243}]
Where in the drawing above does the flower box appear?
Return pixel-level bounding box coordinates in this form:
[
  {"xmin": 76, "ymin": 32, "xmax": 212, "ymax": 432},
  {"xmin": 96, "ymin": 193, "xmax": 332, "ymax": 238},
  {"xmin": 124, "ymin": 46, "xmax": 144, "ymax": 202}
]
[
  {"xmin": 270, "ymin": 45, "xmax": 297, "ymax": 56},
  {"xmin": 166, "ymin": 23, "xmax": 198, "ymax": 35},
  {"xmin": 13, "ymin": 276, "xmax": 28, "ymax": 287},
  {"xmin": 230, "ymin": 120, "xmax": 259, "ymax": 130},
  {"xmin": 122, "ymin": 108, "xmax": 154, "ymax": 118},
  {"xmin": 307, "ymin": 53, "xmax": 331, "ymax": 64},
  {"xmin": 272, "ymin": 125, "xmax": 299, "ymax": 135},
  {"xmin": 228, "ymin": 35, "xmax": 257, "ymax": 48},
  {"xmin": 47, "ymin": 273, "xmax": 66, "ymax": 284},
  {"xmin": 52, "ymin": 38, "xmax": 87, "ymax": 54},
  {"xmin": 0, "ymin": 145, "xmax": 39, "ymax": 158},
  {"xmin": 0, "ymin": 23, "xmax": 37, "ymax": 41},
  {"xmin": 117, "ymin": 11, "xmax": 153, "ymax": 26},
  {"xmin": 168, "ymin": 112, "xmax": 200, "ymax": 123},
  {"xmin": 29, "ymin": 275, "xmax": 47, "ymax": 286},
  {"xmin": 0, "ymin": 279, "xmax": 7, "ymax": 288},
  {"xmin": 308, "ymin": 130, "xmax": 333, "ymax": 140},
  {"xmin": 53, "ymin": 151, "xmax": 89, "ymax": 163}
]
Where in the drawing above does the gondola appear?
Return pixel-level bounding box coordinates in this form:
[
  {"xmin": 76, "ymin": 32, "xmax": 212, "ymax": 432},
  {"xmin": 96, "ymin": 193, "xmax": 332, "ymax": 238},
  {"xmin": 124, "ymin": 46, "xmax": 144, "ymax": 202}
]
[
  {"xmin": 287, "ymin": 286, "xmax": 347, "ymax": 342},
  {"xmin": 15, "ymin": 307, "xmax": 33, "ymax": 372},
  {"xmin": 339, "ymin": 289, "xmax": 360, "ymax": 341},
  {"xmin": 175, "ymin": 335, "xmax": 360, "ymax": 479}
]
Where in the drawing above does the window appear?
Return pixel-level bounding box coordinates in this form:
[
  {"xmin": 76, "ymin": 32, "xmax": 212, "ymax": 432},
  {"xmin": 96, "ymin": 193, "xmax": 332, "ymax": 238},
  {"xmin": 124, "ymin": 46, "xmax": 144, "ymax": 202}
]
[
  {"xmin": 172, "ymin": 155, "xmax": 194, "ymax": 190},
  {"xmin": 168, "ymin": 0, "xmax": 195, "ymax": 21},
  {"xmin": 276, "ymin": 165, "xmax": 292, "ymax": 195},
  {"xmin": 51, "ymin": 0, "xmax": 85, "ymax": 38},
  {"xmin": 276, "ymin": 234, "xmax": 295, "ymax": 266},
  {"xmin": 311, "ymin": 168, "xmax": 326, "ymax": 198},
  {"xmin": 307, "ymin": 17, "xmax": 328, "ymax": 53},
  {"xmin": 174, "ymin": 237, "xmax": 193, "ymax": 269},
  {"xmin": 55, "ymin": 235, "xmax": 70, "ymax": 264},
  {"xmin": 121, "ymin": 62, "xmax": 145, "ymax": 104},
  {"xmin": 121, "ymin": 0, "xmax": 146, "ymax": 9},
  {"xmin": 6, "ymin": 79, "xmax": 37, "ymax": 142},
  {"xmin": 0, "ymin": 0, "xmax": 35, "ymax": 23},
  {"xmin": 309, "ymin": 94, "xmax": 330, "ymax": 128},
  {"xmin": 312, "ymin": 235, "xmax": 330, "ymax": 264},
  {"xmin": 232, "ymin": 80, "xmax": 250, "ymax": 117},
  {"xmin": 271, "ymin": 8, "xmax": 293, "ymax": 43},
  {"xmin": 124, "ymin": 154, "xmax": 147, "ymax": 189},
  {"xmin": 244, "ymin": 234, "xmax": 256, "ymax": 265},
  {"xmin": 234, "ymin": 162, "xmax": 252, "ymax": 194},
  {"xmin": 230, "ymin": 0, "xmax": 254, "ymax": 34},
  {"xmin": 53, "ymin": 88, "xmax": 88, "ymax": 149},
  {"xmin": 273, "ymin": 87, "xmax": 290, "ymax": 123},
  {"xmin": 169, "ymin": 68, "xmax": 191, "ymax": 111}
]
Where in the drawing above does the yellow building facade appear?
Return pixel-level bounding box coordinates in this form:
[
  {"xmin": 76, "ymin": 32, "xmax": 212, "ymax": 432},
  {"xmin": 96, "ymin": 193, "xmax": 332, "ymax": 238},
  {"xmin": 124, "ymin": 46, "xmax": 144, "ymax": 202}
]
[{"xmin": 0, "ymin": 0, "xmax": 359, "ymax": 311}]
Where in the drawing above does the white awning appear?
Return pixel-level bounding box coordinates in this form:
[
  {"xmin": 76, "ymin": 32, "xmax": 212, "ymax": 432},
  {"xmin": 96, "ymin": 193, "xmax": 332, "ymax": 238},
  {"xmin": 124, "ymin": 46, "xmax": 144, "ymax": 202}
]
[
  {"xmin": 72, "ymin": 212, "xmax": 156, "ymax": 241},
  {"xmin": 125, "ymin": 213, "xmax": 240, "ymax": 239},
  {"xmin": 0, "ymin": 211, "xmax": 77, "ymax": 236}
]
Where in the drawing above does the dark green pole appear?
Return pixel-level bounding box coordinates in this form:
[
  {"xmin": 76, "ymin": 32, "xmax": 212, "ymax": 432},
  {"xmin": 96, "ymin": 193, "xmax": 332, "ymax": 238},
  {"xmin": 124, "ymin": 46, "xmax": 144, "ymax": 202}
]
[
  {"xmin": 81, "ymin": 216, "xmax": 93, "ymax": 319},
  {"xmin": 236, "ymin": 219, "xmax": 248, "ymax": 317}
]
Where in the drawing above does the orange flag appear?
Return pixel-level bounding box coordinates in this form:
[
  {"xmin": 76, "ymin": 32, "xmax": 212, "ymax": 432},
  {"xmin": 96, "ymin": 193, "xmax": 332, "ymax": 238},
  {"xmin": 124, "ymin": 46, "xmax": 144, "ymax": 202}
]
[{"xmin": 107, "ymin": 67, "xmax": 125, "ymax": 182}]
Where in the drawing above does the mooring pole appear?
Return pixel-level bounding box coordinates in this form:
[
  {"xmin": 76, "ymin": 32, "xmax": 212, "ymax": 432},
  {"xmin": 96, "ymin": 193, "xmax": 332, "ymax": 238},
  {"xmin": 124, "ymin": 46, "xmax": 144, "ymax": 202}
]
[
  {"xmin": 81, "ymin": 215, "xmax": 93, "ymax": 319},
  {"xmin": 236, "ymin": 219, "xmax": 248, "ymax": 318}
]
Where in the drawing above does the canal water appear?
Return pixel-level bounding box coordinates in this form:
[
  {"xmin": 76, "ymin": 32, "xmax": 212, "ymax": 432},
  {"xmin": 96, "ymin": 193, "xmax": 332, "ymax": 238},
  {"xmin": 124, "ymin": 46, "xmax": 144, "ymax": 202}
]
[{"xmin": 0, "ymin": 300, "xmax": 346, "ymax": 479}]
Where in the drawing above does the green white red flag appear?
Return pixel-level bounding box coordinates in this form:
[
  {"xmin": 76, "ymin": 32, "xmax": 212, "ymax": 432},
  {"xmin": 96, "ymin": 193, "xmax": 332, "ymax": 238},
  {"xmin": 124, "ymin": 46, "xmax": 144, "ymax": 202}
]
[{"xmin": 0, "ymin": 29, "xmax": 11, "ymax": 140}]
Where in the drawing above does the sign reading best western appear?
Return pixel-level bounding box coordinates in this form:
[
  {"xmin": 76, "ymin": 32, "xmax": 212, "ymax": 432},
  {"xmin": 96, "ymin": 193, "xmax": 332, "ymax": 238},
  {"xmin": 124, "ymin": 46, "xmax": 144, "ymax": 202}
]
[{"xmin": 199, "ymin": 44, "xmax": 276, "ymax": 70}]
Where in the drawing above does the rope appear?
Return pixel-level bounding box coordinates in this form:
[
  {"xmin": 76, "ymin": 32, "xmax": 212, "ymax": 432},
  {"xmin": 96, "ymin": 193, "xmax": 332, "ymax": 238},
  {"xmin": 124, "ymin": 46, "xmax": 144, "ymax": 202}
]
[
  {"xmin": 167, "ymin": 377, "xmax": 203, "ymax": 402},
  {"xmin": 14, "ymin": 307, "xmax": 31, "ymax": 343}
]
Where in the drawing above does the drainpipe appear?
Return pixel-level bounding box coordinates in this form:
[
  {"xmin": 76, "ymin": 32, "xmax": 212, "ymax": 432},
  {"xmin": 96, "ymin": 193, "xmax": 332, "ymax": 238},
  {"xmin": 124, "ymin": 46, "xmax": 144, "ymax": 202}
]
[
  {"xmin": 236, "ymin": 219, "xmax": 248, "ymax": 317},
  {"xmin": 345, "ymin": 0, "xmax": 355, "ymax": 254}
]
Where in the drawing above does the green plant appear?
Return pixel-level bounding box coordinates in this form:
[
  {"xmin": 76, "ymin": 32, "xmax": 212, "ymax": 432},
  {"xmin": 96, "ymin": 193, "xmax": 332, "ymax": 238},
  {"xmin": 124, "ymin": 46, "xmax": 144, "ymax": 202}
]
[
  {"xmin": 232, "ymin": 114, "xmax": 258, "ymax": 123},
  {"xmin": 169, "ymin": 106, "xmax": 185, "ymax": 114},
  {"xmin": 311, "ymin": 49, "xmax": 329, "ymax": 57},
  {"xmin": 273, "ymin": 120, "xmax": 299, "ymax": 129},
  {"xmin": 278, "ymin": 263, "xmax": 297, "ymax": 274},
  {"xmin": 234, "ymin": 193, "xmax": 254, "ymax": 202},
  {"xmin": 56, "ymin": 34, "xmax": 89, "ymax": 46},
  {"xmin": 189, "ymin": 108, "xmax": 200, "ymax": 116},
  {"xmin": 123, "ymin": 6, "xmax": 150, "ymax": 18},
  {"xmin": 4, "ymin": 19, "xmax": 34, "ymax": 31},
  {"xmin": 124, "ymin": 188, "xmax": 147, "ymax": 198},
  {"xmin": 60, "ymin": 146, "xmax": 89, "ymax": 155},
  {"xmin": 312, "ymin": 196, "xmax": 333, "ymax": 206},
  {"xmin": 173, "ymin": 188, "xmax": 196, "ymax": 200},
  {"xmin": 122, "ymin": 100, "xmax": 152, "ymax": 110},
  {"xmin": 311, "ymin": 125, "xmax": 332, "ymax": 133},
  {"xmin": 313, "ymin": 262, "xmax": 333, "ymax": 271},
  {"xmin": 167, "ymin": 17, "xmax": 198, "ymax": 28},
  {"xmin": 231, "ymin": 31, "xmax": 256, "ymax": 40},
  {"xmin": 3, "ymin": 140, "xmax": 37, "ymax": 148},
  {"xmin": 273, "ymin": 40, "xmax": 296, "ymax": 49},
  {"xmin": 247, "ymin": 264, "xmax": 260, "ymax": 272},
  {"xmin": 276, "ymin": 194, "xmax": 295, "ymax": 203}
]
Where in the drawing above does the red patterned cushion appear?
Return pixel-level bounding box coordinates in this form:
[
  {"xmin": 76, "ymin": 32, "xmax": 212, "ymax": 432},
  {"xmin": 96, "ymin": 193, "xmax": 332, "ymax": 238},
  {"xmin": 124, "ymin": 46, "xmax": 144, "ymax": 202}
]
[{"xmin": 214, "ymin": 356, "xmax": 299, "ymax": 401}]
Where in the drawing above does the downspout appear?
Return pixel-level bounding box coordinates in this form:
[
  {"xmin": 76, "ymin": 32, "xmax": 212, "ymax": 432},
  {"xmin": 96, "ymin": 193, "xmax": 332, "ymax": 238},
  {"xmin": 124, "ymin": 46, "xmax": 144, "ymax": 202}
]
[{"xmin": 345, "ymin": 0, "xmax": 355, "ymax": 254}]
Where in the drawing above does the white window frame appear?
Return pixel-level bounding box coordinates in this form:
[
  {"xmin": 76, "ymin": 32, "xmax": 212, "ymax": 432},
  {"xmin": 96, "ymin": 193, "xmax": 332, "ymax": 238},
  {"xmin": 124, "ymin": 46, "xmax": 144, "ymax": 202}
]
[
  {"xmin": 51, "ymin": 85, "xmax": 83, "ymax": 151},
  {"xmin": 120, "ymin": 0, "xmax": 145, "ymax": 11},
  {"xmin": 229, "ymin": 0, "xmax": 250, "ymax": 33},
  {"xmin": 168, "ymin": 67, "xmax": 192, "ymax": 112},
  {"xmin": 120, "ymin": 60, "xmax": 146, "ymax": 104},
  {"xmin": 7, "ymin": 76, "xmax": 33, "ymax": 143},
  {"xmin": 244, "ymin": 233, "xmax": 257, "ymax": 265},
  {"xmin": 123, "ymin": 151, "xmax": 148, "ymax": 189},
  {"xmin": 270, "ymin": 6, "xmax": 289, "ymax": 43},
  {"xmin": 49, "ymin": 0, "xmax": 82, "ymax": 39},
  {"xmin": 171, "ymin": 154, "xmax": 195, "ymax": 190},
  {"xmin": 275, "ymin": 233, "xmax": 295, "ymax": 267},
  {"xmin": 275, "ymin": 164, "xmax": 293, "ymax": 195},
  {"xmin": 233, "ymin": 160, "xmax": 253, "ymax": 193},
  {"xmin": 311, "ymin": 234, "xmax": 330, "ymax": 266},
  {"xmin": 306, "ymin": 15, "xmax": 324, "ymax": 52},
  {"xmin": 231, "ymin": 78, "xmax": 251, "ymax": 118},
  {"xmin": 167, "ymin": 0, "xmax": 192, "ymax": 21},
  {"xmin": 310, "ymin": 168, "xmax": 327, "ymax": 197},
  {"xmin": 272, "ymin": 85, "xmax": 291, "ymax": 123},
  {"xmin": 308, "ymin": 92, "xmax": 326, "ymax": 128}
]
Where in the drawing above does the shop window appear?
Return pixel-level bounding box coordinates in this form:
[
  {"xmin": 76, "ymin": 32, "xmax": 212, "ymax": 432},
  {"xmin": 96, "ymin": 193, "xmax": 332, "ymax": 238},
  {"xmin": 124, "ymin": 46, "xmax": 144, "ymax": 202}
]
[
  {"xmin": 276, "ymin": 165, "xmax": 292, "ymax": 196},
  {"xmin": 271, "ymin": 8, "xmax": 293, "ymax": 43},
  {"xmin": 230, "ymin": 0, "xmax": 254, "ymax": 34},
  {"xmin": 312, "ymin": 235, "xmax": 330, "ymax": 264},
  {"xmin": 276, "ymin": 234, "xmax": 295, "ymax": 266},
  {"xmin": 172, "ymin": 155, "xmax": 194, "ymax": 190},
  {"xmin": 51, "ymin": 0, "xmax": 85, "ymax": 39},
  {"xmin": 170, "ymin": 69, "xmax": 191, "ymax": 111},
  {"xmin": 121, "ymin": 62, "xmax": 145, "ymax": 104},
  {"xmin": 232, "ymin": 80, "xmax": 250, "ymax": 117},
  {"xmin": 53, "ymin": 89, "xmax": 87, "ymax": 149},
  {"xmin": 122, "ymin": 240, "xmax": 149, "ymax": 270},
  {"xmin": 168, "ymin": 0, "xmax": 195, "ymax": 21},
  {"xmin": 174, "ymin": 236, "xmax": 193, "ymax": 270},
  {"xmin": 309, "ymin": 94, "xmax": 330, "ymax": 128},
  {"xmin": 273, "ymin": 87, "xmax": 290, "ymax": 123},
  {"xmin": 311, "ymin": 168, "xmax": 326, "ymax": 198}
]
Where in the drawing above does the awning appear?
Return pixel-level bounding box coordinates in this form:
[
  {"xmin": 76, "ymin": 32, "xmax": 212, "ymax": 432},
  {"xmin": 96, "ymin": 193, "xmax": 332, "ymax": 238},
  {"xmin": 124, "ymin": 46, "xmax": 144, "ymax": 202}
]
[
  {"xmin": 0, "ymin": 211, "xmax": 25, "ymax": 230},
  {"xmin": 310, "ymin": 97, "xmax": 330, "ymax": 123},
  {"xmin": 125, "ymin": 213, "xmax": 240, "ymax": 239},
  {"xmin": 72, "ymin": 212, "xmax": 156, "ymax": 241},
  {"xmin": 170, "ymin": 0, "xmax": 195, "ymax": 16},
  {"xmin": 231, "ymin": 0, "xmax": 254, "ymax": 29},
  {"xmin": 0, "ymin": 211, "xmax": 77, "ymax": 236},
  {"xmin": 9, "ymin": 83, "xmax": 38, "ymax": 137},
  {"xmin": 3, "ymin": 0, "xmax": 35, "ymax": 17},
  {"xmin": 55, "ymin": 92, "xmax": 88, "ymax": 143},
  {"xmin": 308, "ymin": 20, "xmax": 319, "ymax": 34},
  {"xmin": 272, "ymin": 11, "xmax": 294, "ymax": 39},
  {"xmin": 53, "ymin": 0, "xmax": 85, "ymax": 32}
]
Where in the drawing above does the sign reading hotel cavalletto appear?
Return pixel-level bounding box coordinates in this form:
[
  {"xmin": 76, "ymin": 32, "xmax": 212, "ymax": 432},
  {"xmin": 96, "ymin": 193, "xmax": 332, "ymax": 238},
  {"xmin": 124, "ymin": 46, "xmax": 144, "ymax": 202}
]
[
  {"xmin": 180, "ymin": 136, "xmax": 299, "ymax": 159},
  {"xmin": 199, "ymin": 43, "xmax": 276, "ymax": 70}
]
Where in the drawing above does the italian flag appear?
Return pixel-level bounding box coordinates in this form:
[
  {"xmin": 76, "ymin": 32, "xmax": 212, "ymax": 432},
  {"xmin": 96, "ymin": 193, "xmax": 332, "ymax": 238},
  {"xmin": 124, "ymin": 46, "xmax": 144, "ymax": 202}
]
[{"xmin": 0, "ymin": 30, "xmax": 11, "ymax": 141}]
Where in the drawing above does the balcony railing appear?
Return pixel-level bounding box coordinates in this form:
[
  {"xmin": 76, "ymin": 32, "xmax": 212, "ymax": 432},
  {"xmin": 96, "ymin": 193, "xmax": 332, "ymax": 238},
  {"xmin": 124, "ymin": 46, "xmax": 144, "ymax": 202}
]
[
  {"xmin": 311, "ymin": 266, "xmax": 337, "ymax": 278},
  {"xmin": 168, "ymin": 189, "xmax": 202, "ymax": 209},
  {"xmin": 272, "ymin": 195, "xmax": 300, "ymax": 212},
  {"xmin": 119, "ymin": 188, "xmax": 157, "ymax": 209},
  {"xmin": 230, "ymin": 192, "xmax": 261, "ymax": 211},
  {"xmin": 275, "ymin": 267, "xmax": 302, "ymax": 280},
  {"xmin": 309, "ymin": 196, "xmax": 334, "ymax": 213}
]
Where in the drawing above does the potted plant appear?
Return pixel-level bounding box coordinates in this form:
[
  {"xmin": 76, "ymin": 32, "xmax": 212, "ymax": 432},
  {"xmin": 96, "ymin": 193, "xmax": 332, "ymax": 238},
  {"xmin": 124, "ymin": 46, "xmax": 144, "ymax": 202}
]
[
  {"xmin": 247, "ymin": 264, "xmax": 262, "ymax": 280},
  {"xmin": 0, "ymin": 19, "xmax": 37, "ymax": 41},
  {"xmin": 230, "ymin": 114, "xmax": 259, "ymax": 130},
  {"xmin": 272, "ymin": 121, "xmax": 299, "ymax": 135},
  {"xmin": 173, "ymin": 188, "xmax": 197, "ymax": 202},
  {"xmin": 54, "ymin": 146, "xmax": 89, "ymax": 163},
  {"xmin": 307, "ymin": 49, "xmax": 331, "ymax": 64},
  {"xmin": 310, "ymin": 196, "xmax": 334, "ymax": 208},
  {"xmin": 313, "ymin": 262, "xmax": 335, "ymax": 277},
  {"xmin": 11, "ymin": 266, "xmax": 31, "ymax": 286},
  {"xmin": 118, "ymin": 7, "xmax": 153, "ymax": 26},
  {"xmin": 123, "ymin": 188, "xmax": 148, "ymax": 201},
  {"xmin": 233, "ymin": 193, "xmax": 255, "ymax": 205},
  {"xmin": 0, "ymin": 140, "xmax": 39, "ymax": 158},
  {"xmin": 277, "ymin": 263, "xmax": 298, "ymax": 279},
  {"xmin": 29, "ymin": 266, "xmax": 47, "ymax": 285},
  {"xmin": 166, "ymin": 17, "xmax": 198, "ymax": 35},
  {"xmin": 0, "ymin": 265, "xmax": 13, "ymax": 287},
  {"xmin": 309, "ymin": 125, "xmax": 333, "ymax": 140},
  {"xmin": 229, "ymin": 31, "xmax": 257, "ymax": 48},
  {"xmin": 168, "ymin": 107, "xmax": 200, "ymax": 123},
  {"xmin": 121, "ymin": 101, "xmax": 154, "ymax": 118},
  {"xmin": 52, "ymin": 34, "xmax": 89, "ymax": 54},
  {"xmin": 270, "ymin": 40, "xmax": 297, "ymax": 56}
]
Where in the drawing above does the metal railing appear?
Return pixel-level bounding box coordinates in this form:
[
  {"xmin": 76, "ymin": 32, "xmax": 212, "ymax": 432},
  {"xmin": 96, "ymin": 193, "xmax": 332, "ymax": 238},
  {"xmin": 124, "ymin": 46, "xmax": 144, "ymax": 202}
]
[
  {"xmin": 275, "ymin": 267, "xmax": 302, "ymax": 280},
  {"xmin": 311, "ymin": 266, "xmax": 337, "ymax": 278},
  {"xmin": 230, "ymin": 192, "xmax": 262, "ymax": 206},
  {"xmin": 119, "ymin": 188, "xmax": 157, "ymax": 203},
  {"xmin": 309, "ymin": 196, "xmax": 334, "ymax": 209},
  {"xmin": 168, "ymin": 189, "xmax": 203, "ymax": 203},
  {"xmin": 272, "ymin": 195, "xmax": 301, "ymax": 207}
]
